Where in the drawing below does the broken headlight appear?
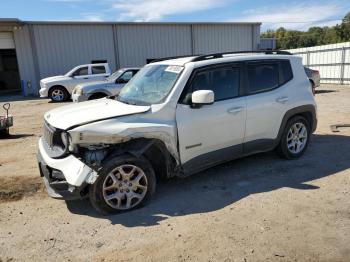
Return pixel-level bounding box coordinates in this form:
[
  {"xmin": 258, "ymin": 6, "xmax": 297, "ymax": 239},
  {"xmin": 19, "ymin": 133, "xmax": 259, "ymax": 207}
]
[{"xmin": 61, "ymin": 132, "xmax": 70, "ymax": 150}]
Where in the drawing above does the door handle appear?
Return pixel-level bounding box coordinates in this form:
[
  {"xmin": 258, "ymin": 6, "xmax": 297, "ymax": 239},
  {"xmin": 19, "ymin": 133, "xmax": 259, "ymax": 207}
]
[
  {"xmin": 227, "ymin": 106, "xmax": 243, "ymax": 114},
  {"xmin": 276, "ymin": 96, "xmax": 289, "ymax": 104}
]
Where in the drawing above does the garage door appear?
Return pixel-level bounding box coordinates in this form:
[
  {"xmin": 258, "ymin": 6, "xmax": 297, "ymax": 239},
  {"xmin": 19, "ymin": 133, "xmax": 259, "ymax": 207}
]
[{"xmin": 0, "ymin": 32, "xmax": 15, "ymax": 49}]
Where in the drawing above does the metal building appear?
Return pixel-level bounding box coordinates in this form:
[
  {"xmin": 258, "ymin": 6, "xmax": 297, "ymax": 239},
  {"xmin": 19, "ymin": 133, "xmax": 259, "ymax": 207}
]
[{"xmin": 0, "ymin": 19, "xmax": 261, "ymax": 96}]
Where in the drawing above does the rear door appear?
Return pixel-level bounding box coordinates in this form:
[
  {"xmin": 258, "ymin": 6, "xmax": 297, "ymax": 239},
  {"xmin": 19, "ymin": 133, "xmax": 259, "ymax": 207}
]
[
  {"xmin": 176, "ymin": 63, "xmax": 246, "ymax": 173},
  {"xmin": 244, "ymin": 59, "xmax": 293, "ymax": 152}
]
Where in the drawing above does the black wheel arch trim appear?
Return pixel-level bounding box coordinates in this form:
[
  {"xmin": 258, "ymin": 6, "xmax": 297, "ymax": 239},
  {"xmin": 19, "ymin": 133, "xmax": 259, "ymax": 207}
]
[
  {"xmin": 101, "ymin": 138, "xmax": 177, "ymax": 179},
  {"xmin": 277, "ymin": 105, "xmax": 317, "ymax": 141},
  {"xmin": 48, "ymin": 85, "xmax": 70, "ymax": 98}
]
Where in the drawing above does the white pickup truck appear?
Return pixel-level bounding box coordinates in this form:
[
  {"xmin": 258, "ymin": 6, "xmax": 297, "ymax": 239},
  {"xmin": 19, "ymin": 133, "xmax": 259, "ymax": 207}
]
[{"xmin": 39, "ymin": 63, "xmax": 111, "ymax": 102}]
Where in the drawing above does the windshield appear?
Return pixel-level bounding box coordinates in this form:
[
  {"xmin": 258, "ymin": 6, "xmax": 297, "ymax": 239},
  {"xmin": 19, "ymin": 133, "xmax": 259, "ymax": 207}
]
[
  {"xmin": 65, "ymin": 66, "xmax": 79, "ymax": 77},
  {"xmin": 106, "ymin": 69, "xmax": 125, "ymax": 82},
  {"xmin": 117, "ymin": 64, "xmax": 183, "ymax": 106}
]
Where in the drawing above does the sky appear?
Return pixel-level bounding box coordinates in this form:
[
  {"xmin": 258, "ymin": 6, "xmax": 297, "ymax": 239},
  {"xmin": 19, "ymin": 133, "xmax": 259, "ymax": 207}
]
[{"xmin": 1, "ymin": 0, "xmax": 350, "ymax": 31}]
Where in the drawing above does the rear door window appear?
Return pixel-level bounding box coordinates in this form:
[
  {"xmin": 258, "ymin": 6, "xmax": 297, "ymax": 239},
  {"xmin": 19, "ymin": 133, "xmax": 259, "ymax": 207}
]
[
  {"xmin": 247, "ymin": 62, "xmax": 279, "ymax": 94},
  {"xmin": 92, "ymin": 65, "xmax": 106, "ymax": 75}
]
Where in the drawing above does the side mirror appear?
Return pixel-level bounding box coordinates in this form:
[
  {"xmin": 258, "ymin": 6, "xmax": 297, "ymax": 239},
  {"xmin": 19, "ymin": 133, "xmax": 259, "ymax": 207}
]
[{"xmin": 191, "ymin": 90, "xmax": 214, "ymax": 107}]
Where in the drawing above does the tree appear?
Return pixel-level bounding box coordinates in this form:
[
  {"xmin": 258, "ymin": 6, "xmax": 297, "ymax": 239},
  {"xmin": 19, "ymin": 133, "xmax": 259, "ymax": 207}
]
[
  {"xmin": 337, "ymin": 11, "xmax": 350, "ymax": 41},
  {"xmin": 261, "ymin": 11, "xmax": 350, "ymax": 49}
]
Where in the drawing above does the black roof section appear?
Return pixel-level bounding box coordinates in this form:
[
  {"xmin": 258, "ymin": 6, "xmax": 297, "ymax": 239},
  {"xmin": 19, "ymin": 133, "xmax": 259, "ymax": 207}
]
[
  {"xmin": 148, "ymin": 50, "xmax": 292, "ymax": 64},
  {"xmin": 148, "ymin": 55, "xmax": 199, "ymax": 64},
  {"xmin": 191, "ymin": 50, "xmax": 292, "ymax": 62}
]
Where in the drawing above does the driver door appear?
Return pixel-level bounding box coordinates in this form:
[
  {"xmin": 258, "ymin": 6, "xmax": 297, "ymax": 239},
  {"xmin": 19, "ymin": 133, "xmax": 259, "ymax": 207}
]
[
  {"xmin": 67, "ymin": 66, "xmax": 91, "ymax": 92},
  {"xmin": 176, "ymin": 64, "xmax": 246, "ymax": 174}
]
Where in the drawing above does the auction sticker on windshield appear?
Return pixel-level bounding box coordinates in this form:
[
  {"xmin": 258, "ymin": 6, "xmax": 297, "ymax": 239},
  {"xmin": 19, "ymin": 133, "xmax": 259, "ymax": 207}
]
[{"xmin": 165, "ymin": 65, "xmax": 184, "ymax": 74}]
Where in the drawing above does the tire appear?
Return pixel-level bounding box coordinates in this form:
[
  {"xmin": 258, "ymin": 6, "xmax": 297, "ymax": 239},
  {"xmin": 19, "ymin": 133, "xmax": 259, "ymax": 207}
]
[
  {"xmin": 49, "ymin": 86, "xmax": 69, "ymax": 102},
  {"xmin": 89, "ymin": 154, "xmax": 156, "ymax": 215},
  {"xmin": 0, "ymin": 128, "xmax": 10, "ymax": 137},
  {"xmin": 276, "ymin": 115, "xmax": 311, "ymax": 159}
]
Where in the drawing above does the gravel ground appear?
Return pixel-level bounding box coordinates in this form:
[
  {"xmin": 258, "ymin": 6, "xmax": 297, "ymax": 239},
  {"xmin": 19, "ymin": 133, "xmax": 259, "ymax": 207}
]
[{"xmin": 0, "ymin": 85, "xmax": 350, "ymax": 262}]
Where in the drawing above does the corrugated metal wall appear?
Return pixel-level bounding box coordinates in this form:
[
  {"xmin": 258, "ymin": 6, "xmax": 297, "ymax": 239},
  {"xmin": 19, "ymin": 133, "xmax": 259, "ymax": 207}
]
[
  {"xmin": 260, "ymin": 38, "xmax": 276, "ymax": 50},
  {"xmin": 32, "ymin": 24, "xmax": 117, "ymax": 77},
  {"xmin": 13, "ymin": 26, "xmax": 38, "ymax": 95},
  {"xmin": 10, "ymin": 22, "xmax": 260, "ymax": 95},
  {"xmin": 192, "ymin": 24, "xmax": 257, "ymax": 54},
  {"xmin": 287, "ymin": 42, "xmax": 350, "ymax": 84},
  {"xmin": 116, "ymin": 24, "xmax": 192, "ymax": 67}
]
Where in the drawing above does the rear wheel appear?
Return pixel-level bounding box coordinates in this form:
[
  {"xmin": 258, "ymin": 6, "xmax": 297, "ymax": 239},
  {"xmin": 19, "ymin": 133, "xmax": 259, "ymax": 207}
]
[
  {"xmin": 89, "ymin": 155, "xmax": 156, "ymax": 215},
  {"xmin": 276, "ymin": 116, "xmax": 310, "ymax": 159},
  {"xmin": 49, "ymin": 86, "xmax": 69, "ymax": 102}
]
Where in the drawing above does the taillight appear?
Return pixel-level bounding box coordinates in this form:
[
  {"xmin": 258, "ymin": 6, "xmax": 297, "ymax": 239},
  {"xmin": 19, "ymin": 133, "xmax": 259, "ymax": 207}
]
[{"xmin": 313, "ymin": 70, "xmax": 320, "ymax": 76}]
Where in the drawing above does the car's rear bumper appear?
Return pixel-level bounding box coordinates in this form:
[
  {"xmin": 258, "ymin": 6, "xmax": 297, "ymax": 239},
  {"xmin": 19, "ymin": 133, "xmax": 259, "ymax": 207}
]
[{"xmin": 37, "ymin": 137, "xmax": 98, "ymax": 200}]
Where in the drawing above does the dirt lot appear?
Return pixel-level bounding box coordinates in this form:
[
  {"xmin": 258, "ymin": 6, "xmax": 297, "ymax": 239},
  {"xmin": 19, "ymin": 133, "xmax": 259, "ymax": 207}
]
[{"xmin": 0, "ymin": 85, "xmax": 350, "ymax": 262}]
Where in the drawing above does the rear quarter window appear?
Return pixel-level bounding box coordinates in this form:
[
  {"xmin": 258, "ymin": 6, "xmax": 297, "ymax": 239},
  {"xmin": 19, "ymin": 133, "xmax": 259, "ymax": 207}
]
[
  {"xmin": 92, "ymin": 66, "xmax": 106, "ymax": 75},
  {"xmin": 280, "ymin": 60, "xmax": 293, "ymax": 83}
]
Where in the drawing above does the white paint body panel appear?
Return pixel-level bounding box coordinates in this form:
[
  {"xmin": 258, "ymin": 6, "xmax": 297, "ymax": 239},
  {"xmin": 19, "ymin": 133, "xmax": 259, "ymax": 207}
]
[{"xmin": 176, "ymin": 97, "xmax": 246, "ymax": 164}]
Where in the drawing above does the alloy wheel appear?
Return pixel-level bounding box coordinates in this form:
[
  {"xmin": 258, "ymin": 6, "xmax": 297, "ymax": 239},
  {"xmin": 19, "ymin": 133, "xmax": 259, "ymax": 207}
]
[
  {"xmin": 286, "ymin": 122, "xmax": 308, "ymax": 154},
  {"xmin": 102, "ymin": 164, "xmax": 148, "ymax": 210},
  {"xmin": 51, "ymin": 89, "xmax": 64, "ymax": 101}
]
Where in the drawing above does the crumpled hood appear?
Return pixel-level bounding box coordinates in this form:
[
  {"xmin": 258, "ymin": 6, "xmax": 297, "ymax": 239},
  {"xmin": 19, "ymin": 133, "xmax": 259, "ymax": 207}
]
[
  {"xmin": 41, "ymin": 75, "xmax": 71, "ymax": 84},
  {"xmin": 44, "ymin": 98, "xmax": 150, "ymax": 130}
]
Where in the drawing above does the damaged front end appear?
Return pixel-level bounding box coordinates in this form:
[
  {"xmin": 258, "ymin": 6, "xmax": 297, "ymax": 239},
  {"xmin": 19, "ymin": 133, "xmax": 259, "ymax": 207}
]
[
  {"xmin": 38, "ymin": 118, "xmax": 181, "ymax": 200},
  {"xmin": 37, "ymin": 137, "xmax": 98, "ymax": 200}
]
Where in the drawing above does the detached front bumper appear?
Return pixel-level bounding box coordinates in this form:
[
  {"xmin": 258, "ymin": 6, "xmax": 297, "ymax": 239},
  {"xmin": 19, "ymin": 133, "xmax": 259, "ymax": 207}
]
[
  {"xmin": 37, "ymin": 137, "xmax": 98, "ymax": 200},
  {"xmin": 72, "ymin": 93, "xmax": 89, "ymax": 103}
]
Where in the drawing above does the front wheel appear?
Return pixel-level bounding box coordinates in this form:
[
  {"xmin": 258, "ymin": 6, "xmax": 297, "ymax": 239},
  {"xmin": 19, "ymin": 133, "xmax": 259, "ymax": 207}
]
[
  {"xmin": 276, "ymin": 116, "xmax": 311, "ymax": 159},
  {"xmin": 89, "ymin": 155, "xmax": 156, "ymax": 215},
  {"xmin": 49, "ymin": 86, "xmax": 69, "ymax": 102}
]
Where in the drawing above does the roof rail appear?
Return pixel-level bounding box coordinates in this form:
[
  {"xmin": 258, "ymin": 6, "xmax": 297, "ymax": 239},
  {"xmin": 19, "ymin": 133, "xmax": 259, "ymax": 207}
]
[
  {"xmin": 148, "ymin": 55, "xmax": 199, "ymax": 64},
  {"xmin": 190, "ymin": 50, "xmax": 292, "ymax": 62}
]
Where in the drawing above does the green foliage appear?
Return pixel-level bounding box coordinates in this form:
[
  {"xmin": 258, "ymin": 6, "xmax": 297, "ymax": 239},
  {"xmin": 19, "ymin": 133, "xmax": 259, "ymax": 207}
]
[{"xmin": 261, "ymin": 12, "xmax": 350, "ymax": 49}]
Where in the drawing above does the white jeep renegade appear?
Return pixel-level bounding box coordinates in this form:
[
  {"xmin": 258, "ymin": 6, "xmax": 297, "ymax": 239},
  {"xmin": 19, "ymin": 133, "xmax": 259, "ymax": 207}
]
[{"xmin": 37, "ymin": 51, "xmax": 317, "ymax": 214}]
